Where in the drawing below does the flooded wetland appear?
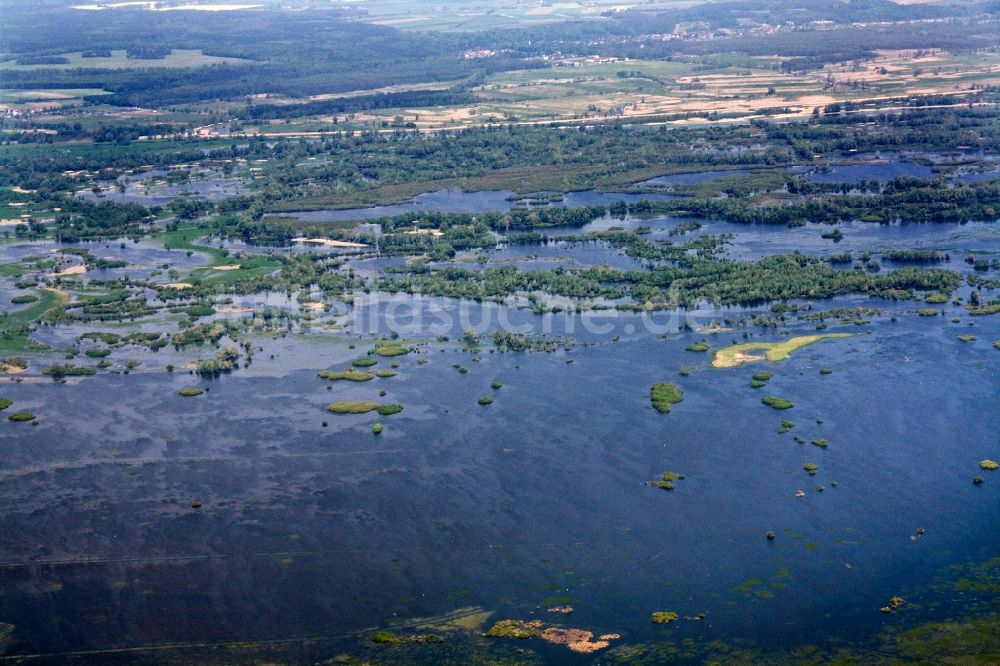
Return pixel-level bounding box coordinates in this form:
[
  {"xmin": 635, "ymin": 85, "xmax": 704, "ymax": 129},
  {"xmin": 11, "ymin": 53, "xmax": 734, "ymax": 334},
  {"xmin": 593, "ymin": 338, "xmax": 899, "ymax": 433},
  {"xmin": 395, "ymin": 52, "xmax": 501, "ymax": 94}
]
[
  {"xmin": 2, "ymin": 2, "xmax": 1000, "ymax": 658},
  {"xmin": 2, "ymin": 187, "xmax": 998, "ymax": 663}
]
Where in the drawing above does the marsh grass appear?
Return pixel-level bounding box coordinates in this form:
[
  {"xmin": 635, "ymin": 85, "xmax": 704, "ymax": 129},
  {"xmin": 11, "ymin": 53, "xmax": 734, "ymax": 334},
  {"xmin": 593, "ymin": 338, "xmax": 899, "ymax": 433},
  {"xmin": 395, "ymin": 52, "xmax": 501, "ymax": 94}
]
[{"xmin": 650, "ymin": 382, "xmax": 683, "ymax": 413}]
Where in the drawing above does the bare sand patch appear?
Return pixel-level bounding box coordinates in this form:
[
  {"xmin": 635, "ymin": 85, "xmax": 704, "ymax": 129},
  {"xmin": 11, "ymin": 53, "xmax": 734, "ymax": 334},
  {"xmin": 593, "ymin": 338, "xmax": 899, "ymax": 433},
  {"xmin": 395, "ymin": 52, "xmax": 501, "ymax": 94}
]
[
  {"xmin": 715, "ymin": 351, "xmax": 766, "ymax": 368},
  {"xmin": 163, "ymin": 282, "xmax": 193, "ymax": 289},
  {"xmin": 212, "ymin": 265, "xmax": 242, "ymax": 271},
  {"xmin": 302, "ymin": 302, "xmax": 326, "ymax": 311},
  {"xmin": 52, "ymin": 265, "xmax": 86, "ymax": 277}
]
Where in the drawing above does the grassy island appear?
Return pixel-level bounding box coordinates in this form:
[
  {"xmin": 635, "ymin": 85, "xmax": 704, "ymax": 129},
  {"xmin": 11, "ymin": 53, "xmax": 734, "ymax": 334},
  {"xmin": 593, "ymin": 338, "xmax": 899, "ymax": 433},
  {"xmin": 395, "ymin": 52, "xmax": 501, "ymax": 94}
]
[
  {"xmin": 8, "ymin": 411, "xmax": 35, "ymax": 422},
  {"xmin": 762, "ymin": 396, "xmax": 794, "ymax": 410},
  {"xmin": 650, "ymin": 471, "xmax": 686, "ymax": 490},
  {"xmin": 712, "ymin": 334, "xmax": 856, "ymax": 369},
  {"xmin": 372, "ymin": 342, "xmax": 411, "ymax": 357},
  {"xmin": 650, "ymin": 382, "xmax": 684, "ymax": 414},
  {"xmin": 651, "ymin": 612, "xmax": 679, "ymax": 624},
  {"xmin": 327, "ymin": 402, "xmax": 404, "ymax": 416},
  {"xmin": 328, "ymin": 401, "xmax": 380, "ymax": 414},
  {"xmin": 178, "ymin": 387, "xmax": 204, "ymax": 397},
  {"xmin": 318, "ymin": 369, "xmax": 375, "ymax": 382}
]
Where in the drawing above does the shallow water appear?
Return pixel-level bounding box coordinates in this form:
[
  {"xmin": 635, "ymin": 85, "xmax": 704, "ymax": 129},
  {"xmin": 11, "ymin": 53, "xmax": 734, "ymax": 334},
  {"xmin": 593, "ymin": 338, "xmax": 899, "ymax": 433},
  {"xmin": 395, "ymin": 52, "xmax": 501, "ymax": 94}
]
[
  {"xmin": 286, "ymin": 188, "xmax": 676, "ymax": 222},
  {"xmin": 77, "ymin": 169, "xmax": 249, "ymax": 206}
]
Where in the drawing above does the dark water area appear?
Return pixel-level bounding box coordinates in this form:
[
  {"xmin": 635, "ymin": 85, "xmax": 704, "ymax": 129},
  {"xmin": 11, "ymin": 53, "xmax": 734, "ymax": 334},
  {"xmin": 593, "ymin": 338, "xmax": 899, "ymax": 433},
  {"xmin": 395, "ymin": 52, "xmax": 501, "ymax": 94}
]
[
  {"xmin": 1, "ymin": 221, "xmax": 999, "ymax": 663},
  {"xmin": 1, "ymin": 310, "xmax": 998, "ymax": 662},
  {"xmin": 800, "ymin": 159, "xmax": 934, "ymax": 184},
  {"xmin": 286, "ymin": 188, "xmax": 677, "ymax": 223},
  {"xmin": 699, "ymin": 219, "xmax": 1000, "ymax": 262}
]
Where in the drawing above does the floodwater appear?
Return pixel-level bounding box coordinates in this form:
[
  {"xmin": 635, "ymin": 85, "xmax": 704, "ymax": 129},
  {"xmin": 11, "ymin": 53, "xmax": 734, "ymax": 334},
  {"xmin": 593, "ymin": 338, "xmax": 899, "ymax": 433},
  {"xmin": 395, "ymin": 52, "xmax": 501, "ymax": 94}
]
[
  {"xmin": 0, "ymin": 219, "xmax": 999, "ymax": 664},
  {"xmin": 639, "ymin": 169, "xmax": 752, "ymax": 187},
  {"xmin": 78, "ymin": 169, "xmax": 249, "ymax": 206},
  {"xmin": 286, "ymin": 188, "xmax": 677, "ymax": 222}
]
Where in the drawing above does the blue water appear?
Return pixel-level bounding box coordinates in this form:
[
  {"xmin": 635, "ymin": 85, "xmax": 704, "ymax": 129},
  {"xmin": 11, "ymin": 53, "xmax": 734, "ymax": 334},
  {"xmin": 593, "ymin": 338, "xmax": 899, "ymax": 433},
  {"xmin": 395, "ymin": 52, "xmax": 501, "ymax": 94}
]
[
  {"xmin": 287, "ymin": 188, "xmax": 677, "ymax": 222},
  {"xmin": 639, "ymin": 169, "xmax": 752, "ymax": 187},
  {"xmin": 1, "ymin": 221, "xmax": 998, "ymax": 663}
]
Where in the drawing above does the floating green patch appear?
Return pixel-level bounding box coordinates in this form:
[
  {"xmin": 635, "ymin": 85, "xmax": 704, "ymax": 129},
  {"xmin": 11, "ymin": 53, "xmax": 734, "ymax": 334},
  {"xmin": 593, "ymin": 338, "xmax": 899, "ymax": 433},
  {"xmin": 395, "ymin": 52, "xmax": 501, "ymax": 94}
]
[
  {"xmin": 980, "ymin": 460, "xmax": 998, "ymax": 471},
  {"xmin": 318, "ymin": 369, "xmax": 374, "ymax": 382},
  {"xmin": 651, "ymin": 611, "xmax": 678, "ymax": 624},
  {"xmin": 41, "ymin": 364, "xmax": 96, "ymax": 378},
  {"xmin": 372, "ymin": 342, "xmax": 411, "ymax": 357},
  {"xmin": 957, "ymin": 335, "xmax": 977, "ymax": 342},
  {"xmin": 485, "ymin": 619, "xmax": 542, "ymax": 639},
  {"xmin": 650, "ymin": 471, "xmax": 685, "ymax": 490},
  {"xmin": 803, "ymin": 463, "xmax": 818, "ymax": 474},
  {"xmin": 327, "ymin": 401, "xmax": 380, "ymax": 414},
  {"xmin": 0, "ymin": 398, "xmax": 11, "ymax": 410},
  {"xmin": 372, "ymin": 423, "xmax": 383, "ymax": 434},
  {"xmin": 351, "ymin": 358, "xmax": 377, "ymax": 367},
  {"xmin": 685, "ymin": 342, "xmax": 709, "ymax": 352},
  {"xmin": 650, "ymin": 382, "xmax": 683, "ymax": 414},
  {"xmin": 811, "ymin": 438, "xmax": 828, "ymax": 448},
  {"xmin": 752, "ymin": 372, "xmax": 773, "ymax": 381},
  {"xmin": 178, "ymin": 387, "xmax": 204, "ymax": 397},
  {"xmin": 478, "ymin": 396, "xmax": 494, "ymax": 405},
  {"xmin": 762, "ymin": 396, "xmax": 793, "ymax": 409},
  {"xmin": 375, "ymin": 370, "xmax": 398, "ymax": 378},
  {"xmin": 10, "ymin": 295, "xmax": 38, "ymax": 305},
  {"xmin": 918, "ymin": 309, "xmax": 940, "ymax": 317},
  {"xmin": 371, "ymin": 631, "xmax": 402, "ymax": 644},
  {"xmin": 8, "ymin": 411, "xmax": 34, "ymax": 422}
]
